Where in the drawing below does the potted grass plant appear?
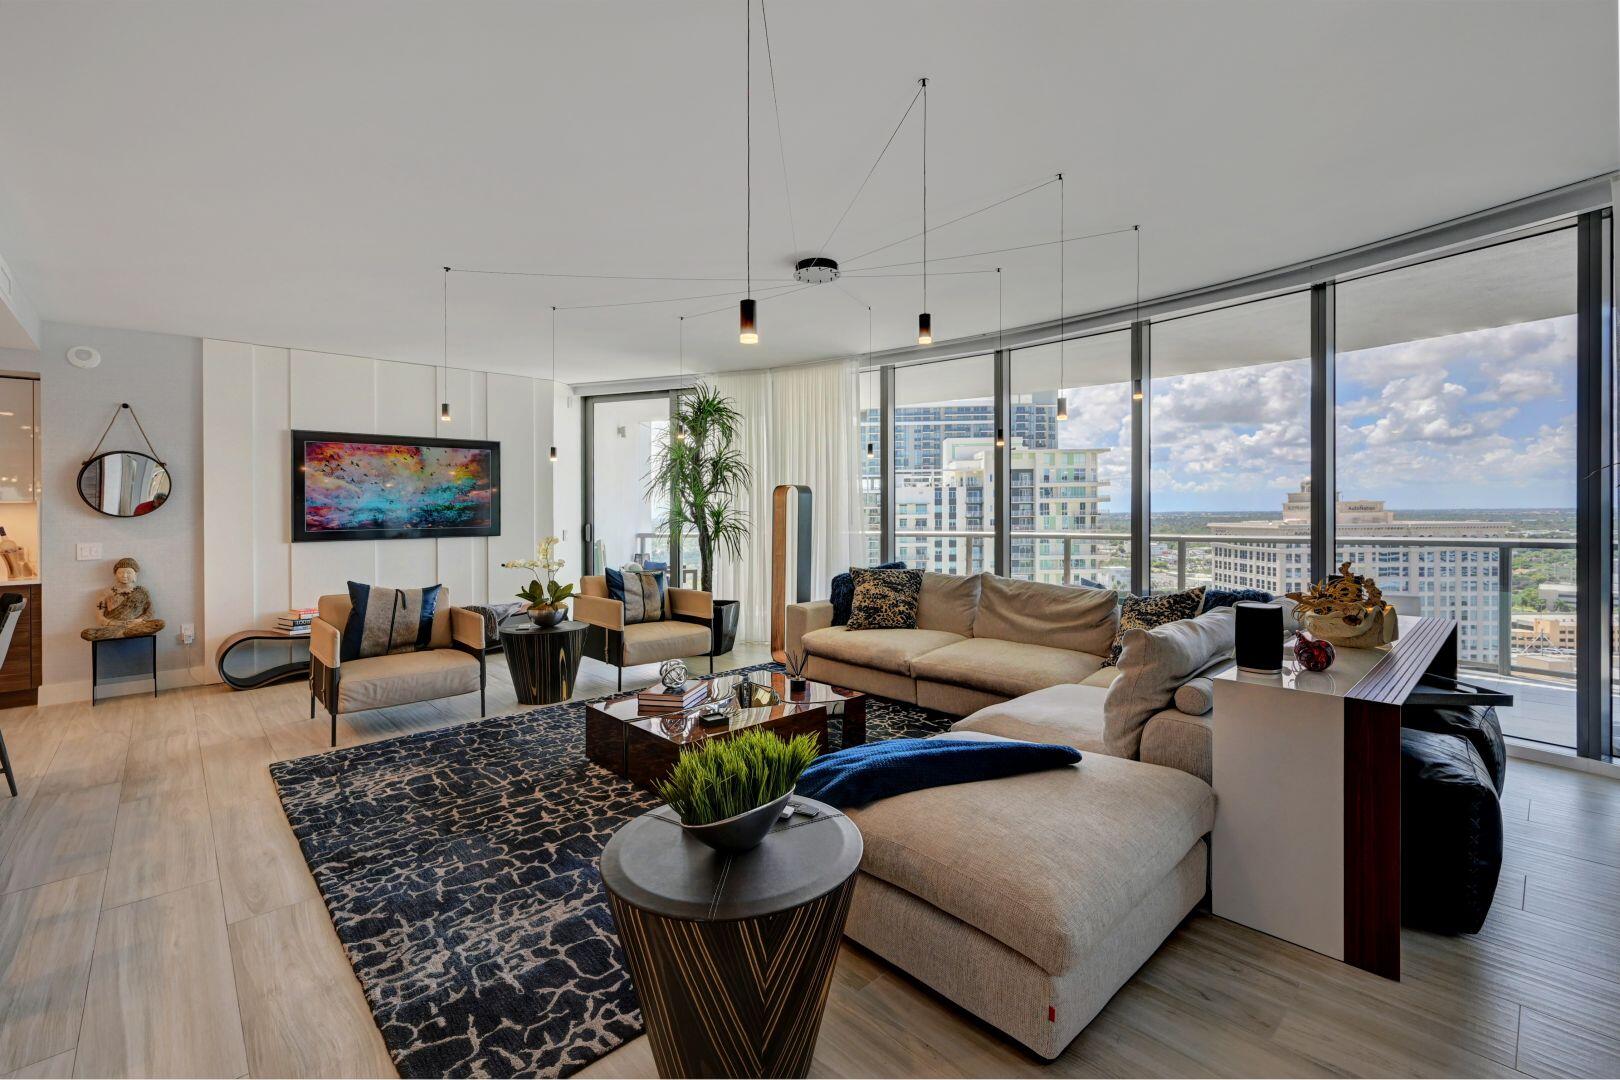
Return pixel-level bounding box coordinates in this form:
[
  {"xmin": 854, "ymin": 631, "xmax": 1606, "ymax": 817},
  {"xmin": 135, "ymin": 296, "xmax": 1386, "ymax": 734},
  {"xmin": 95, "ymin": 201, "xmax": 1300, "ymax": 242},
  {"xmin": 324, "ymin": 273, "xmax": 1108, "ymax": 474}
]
[{"xmin": 656, "ymin": 729, "xmax": 819, "ymax": 853}]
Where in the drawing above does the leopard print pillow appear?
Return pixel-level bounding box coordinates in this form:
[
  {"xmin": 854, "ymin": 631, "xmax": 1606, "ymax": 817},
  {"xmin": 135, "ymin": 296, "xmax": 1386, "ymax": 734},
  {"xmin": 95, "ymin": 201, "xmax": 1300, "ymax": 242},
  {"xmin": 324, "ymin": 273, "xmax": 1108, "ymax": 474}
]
[
  {"xmin": 1102, "ymin": 585, "xmax": 1206, "ymax": 666},
  {"xmin": 845, "ymin": 567, "xmax": 924, "ymax": 631}
]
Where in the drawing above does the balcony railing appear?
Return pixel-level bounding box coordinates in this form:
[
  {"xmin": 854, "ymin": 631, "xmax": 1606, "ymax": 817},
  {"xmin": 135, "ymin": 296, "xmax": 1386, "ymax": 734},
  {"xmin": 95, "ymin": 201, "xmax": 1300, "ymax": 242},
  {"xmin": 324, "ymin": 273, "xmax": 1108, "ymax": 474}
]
[{"xmin": 888, "ymin": 529, "xmax": 1577, "ymax": 683}]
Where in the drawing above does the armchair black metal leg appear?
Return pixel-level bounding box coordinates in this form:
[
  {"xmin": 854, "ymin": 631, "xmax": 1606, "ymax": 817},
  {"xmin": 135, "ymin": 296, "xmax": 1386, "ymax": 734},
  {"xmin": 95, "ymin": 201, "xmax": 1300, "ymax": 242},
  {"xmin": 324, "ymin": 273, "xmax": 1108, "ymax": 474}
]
[
  {"xmin": 0, "ymin": 728, "xmax": 16, "ymax": 798},
  {"xmin": 617, "ymin": 667, "xmax": 622, "ymax": 692},
  {"xmin": 309, "ymin": 686, "xmax": 315, "ymax": 720},
  {"xmin": 330, "ymin": 707, "xmax": 338, "ymax": 747}
]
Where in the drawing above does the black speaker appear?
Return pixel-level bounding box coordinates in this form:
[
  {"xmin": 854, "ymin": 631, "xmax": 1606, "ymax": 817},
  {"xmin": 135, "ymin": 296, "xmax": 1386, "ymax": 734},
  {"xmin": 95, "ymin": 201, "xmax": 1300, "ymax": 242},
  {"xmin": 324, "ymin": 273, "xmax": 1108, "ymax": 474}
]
[{"xmin": 1234, "ymin": 600, "xmax": 1283, "ymax": 674}]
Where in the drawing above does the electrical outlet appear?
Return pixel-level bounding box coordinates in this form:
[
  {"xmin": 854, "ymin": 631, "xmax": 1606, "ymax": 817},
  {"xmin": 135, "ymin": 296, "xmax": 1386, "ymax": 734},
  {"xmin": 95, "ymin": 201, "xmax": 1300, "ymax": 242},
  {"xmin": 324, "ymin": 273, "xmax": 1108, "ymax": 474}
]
[
  {"xmin": 76, "ymin": 542, "xmax": 102, "ymax": 561},
  {"xmin": 179, "ymin": 623, "xmax": 196, "ymax": 645}
]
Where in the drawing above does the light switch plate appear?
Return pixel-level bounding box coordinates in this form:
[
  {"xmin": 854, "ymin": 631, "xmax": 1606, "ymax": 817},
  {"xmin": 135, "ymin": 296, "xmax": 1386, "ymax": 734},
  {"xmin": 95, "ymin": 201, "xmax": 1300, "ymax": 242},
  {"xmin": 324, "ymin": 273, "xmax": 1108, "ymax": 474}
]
[{"xmin": 76, "ymin": 542, "xmax": 102, "ymax": 561}]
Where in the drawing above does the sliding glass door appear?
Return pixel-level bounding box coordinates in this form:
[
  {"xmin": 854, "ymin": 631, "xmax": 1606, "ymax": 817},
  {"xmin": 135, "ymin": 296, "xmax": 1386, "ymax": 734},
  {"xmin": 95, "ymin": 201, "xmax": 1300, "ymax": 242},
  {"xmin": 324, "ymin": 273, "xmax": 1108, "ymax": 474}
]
[{"xmin": 582, "ymin": 391, "xmax": 682, "ymax": 582}]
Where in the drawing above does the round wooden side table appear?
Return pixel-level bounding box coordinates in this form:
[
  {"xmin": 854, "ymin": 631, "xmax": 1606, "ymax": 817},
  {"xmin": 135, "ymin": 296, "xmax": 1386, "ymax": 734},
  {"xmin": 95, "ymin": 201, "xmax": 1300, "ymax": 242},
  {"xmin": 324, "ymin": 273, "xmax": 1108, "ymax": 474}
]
[
  {"xmin": 600, "ymin": 797, "xmax": 863, "ymax": 1078},
  {"xmin": 497, "ymin": 617, "xmax": 586, "ymax": 705}
]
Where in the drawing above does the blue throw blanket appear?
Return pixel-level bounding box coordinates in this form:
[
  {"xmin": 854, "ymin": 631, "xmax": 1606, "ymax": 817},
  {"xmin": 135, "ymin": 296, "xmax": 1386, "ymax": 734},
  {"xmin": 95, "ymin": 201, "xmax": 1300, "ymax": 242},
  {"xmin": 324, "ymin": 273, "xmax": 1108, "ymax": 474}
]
[{"xmin": 795, "ymin": 737, "xmax": 1081, "ymax": 808}]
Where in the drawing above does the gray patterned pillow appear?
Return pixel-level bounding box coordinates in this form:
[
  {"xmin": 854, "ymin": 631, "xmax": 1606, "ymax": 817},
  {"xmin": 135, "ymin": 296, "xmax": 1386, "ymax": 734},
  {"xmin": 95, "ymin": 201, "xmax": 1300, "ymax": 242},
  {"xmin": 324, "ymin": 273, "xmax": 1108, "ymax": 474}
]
[
  {"xmin": 846, "ymin": 568, "xmax": 923, "ymax": 631},
  {"xmin": 1102, "ymin": 585, "xmax": 1206, "ymax": 667}
]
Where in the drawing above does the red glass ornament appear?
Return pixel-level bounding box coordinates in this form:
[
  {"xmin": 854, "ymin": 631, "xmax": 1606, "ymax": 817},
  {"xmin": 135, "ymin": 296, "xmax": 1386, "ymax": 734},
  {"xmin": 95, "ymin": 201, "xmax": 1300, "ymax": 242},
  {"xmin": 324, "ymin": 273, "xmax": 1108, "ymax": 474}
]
[{"xmin": 1293, "ymin": 633, "xmax": 1335, "ymax": 672}]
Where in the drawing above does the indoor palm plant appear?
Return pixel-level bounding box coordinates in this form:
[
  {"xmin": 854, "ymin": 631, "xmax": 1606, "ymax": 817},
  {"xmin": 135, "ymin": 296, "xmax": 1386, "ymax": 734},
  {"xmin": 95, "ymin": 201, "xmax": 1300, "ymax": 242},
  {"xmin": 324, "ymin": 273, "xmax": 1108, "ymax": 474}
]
[
  {"xmin": 656, "ymin": 729, "xmax": 819, "ymax": 853},
  {"xmin": 646, "ymin": 383, "xmax": 751, "ymax": 655},
  {"xmin": 502, "ymin": 537, "xmax": 574, "ymax": 627}
]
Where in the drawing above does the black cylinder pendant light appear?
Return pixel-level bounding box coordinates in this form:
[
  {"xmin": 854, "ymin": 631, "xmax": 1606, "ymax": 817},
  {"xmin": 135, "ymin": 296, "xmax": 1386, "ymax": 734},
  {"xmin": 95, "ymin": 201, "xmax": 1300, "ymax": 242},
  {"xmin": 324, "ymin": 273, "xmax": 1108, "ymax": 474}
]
[
  {"xmin": 440, "ymin": 267, "xmax": 453, "ymax": 423},
  {"xmin": 916, "ymin": 77, "xmax": 930, "ymax": 345},
  {"xmin": 549, "ymin": 306, "xmax": 560, "ymax": 462},
  {"xmin": 739, "ymin": 0, "xmax": 758, "ymax": 345}
]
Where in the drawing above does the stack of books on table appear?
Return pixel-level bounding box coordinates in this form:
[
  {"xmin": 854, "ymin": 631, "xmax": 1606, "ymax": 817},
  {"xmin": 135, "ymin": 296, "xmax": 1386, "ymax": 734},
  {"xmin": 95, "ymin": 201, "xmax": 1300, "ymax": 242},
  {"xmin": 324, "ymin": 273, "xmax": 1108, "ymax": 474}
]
[
  {"xmin": 636, "ymin": 681, "xmax": 710, "ymax": 714},
  {"xmin": 276, "ymin": 607, "xmax": 318, "ymax": 636}
]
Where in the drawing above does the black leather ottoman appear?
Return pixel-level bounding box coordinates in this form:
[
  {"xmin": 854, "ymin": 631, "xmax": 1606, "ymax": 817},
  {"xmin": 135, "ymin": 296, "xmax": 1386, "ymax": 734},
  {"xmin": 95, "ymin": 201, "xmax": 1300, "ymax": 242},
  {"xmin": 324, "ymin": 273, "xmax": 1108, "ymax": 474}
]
[
  {"xmin": 1405, "ymin": 704, "xmax": 1507, "ymax": 794},
  {"xmin": 1401, "ymin": 728, "xmax": 1503, "ymax": 934}
]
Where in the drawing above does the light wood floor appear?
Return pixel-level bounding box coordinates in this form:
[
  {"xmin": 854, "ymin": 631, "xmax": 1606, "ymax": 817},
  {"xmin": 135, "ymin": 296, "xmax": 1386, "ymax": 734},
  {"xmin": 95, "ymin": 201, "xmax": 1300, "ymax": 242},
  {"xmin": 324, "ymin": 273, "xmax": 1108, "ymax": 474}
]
[{"xmin": 2, "ymin": 648, "xmax": 1619, "ymax": 1079}]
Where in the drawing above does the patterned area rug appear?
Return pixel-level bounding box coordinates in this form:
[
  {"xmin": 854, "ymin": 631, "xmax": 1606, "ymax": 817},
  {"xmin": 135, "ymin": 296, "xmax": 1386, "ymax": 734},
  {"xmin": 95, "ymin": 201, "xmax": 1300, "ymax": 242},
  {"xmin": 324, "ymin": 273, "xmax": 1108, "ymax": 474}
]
[{"xmin": 269, "ymin": 663, "xmax": 954, "ymax": 1079}]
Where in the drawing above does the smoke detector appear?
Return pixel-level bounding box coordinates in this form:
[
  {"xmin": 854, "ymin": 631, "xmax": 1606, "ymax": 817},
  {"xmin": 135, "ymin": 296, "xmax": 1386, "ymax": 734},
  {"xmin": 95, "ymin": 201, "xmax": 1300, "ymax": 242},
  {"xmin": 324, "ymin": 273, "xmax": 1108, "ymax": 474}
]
[
  {"xmin": 67, "ymin": 346, "xmax": 101, "ymax": 369},
  {"xmin": 793, "ymin": 257, "xmax": 840, "ymax": 285}
]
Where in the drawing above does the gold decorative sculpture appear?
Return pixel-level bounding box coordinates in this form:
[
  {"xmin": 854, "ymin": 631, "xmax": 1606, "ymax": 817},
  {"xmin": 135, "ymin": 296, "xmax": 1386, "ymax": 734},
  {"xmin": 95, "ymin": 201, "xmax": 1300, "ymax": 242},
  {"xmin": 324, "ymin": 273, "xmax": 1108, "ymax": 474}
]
[
  {"xmin": 80, "ymin": 557, "xmax": 167, "ymax": 641},
  {"xmin": 1285, "ymin": 561, "xmax": 1398, "ymax": 649}
]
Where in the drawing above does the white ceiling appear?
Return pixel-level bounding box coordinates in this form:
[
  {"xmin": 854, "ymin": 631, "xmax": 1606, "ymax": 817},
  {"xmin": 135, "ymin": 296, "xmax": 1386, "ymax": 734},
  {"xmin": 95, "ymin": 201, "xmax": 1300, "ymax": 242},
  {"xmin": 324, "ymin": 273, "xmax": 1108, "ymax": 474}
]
[{"xmin": 0, "ymin": 0, "xmax": 1613, "ymax": 385}]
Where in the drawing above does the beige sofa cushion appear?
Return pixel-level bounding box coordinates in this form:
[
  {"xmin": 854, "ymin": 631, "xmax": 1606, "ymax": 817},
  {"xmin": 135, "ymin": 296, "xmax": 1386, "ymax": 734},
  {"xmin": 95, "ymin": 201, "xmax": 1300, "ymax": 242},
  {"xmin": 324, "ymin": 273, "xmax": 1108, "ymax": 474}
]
[
  {"xmin": 1103, "ymin": 607, "xmax": 1234, "ymax": 760},
  {"xmin": 800, "ymin": 626, "xmax": 965, "ymax": 676},
  {"xmin": 337, "ymin": 648, "xmax": 480, "ymax": 712},
  {"xmin": 972, "ymin": 577, "xmax": 1117, "ymax": 657},
  {"xmin": 620, "ymin": 620, "xmax": 711, "ymax": 667},
  {"xmin": 1140, "ymin": 708, "xmax": 1213, "ymax": 784},
  {"xmin": 950, "ymin": 682, "xmax": 1110, "ymax": 753},
  {"xmin": 318, "ymin": 587, "xmax": 454, "ymax": 650},
  {"xmin": 846, "ymin": 736, "xmax": 1214, "ymax": 975},
  {"xmin": 910, "ymin": 638, "xmax": 1103, "ymax": 699},
  {"xmin": 916, "ymin": 572, "xmax": 980, "ymax": 637}
]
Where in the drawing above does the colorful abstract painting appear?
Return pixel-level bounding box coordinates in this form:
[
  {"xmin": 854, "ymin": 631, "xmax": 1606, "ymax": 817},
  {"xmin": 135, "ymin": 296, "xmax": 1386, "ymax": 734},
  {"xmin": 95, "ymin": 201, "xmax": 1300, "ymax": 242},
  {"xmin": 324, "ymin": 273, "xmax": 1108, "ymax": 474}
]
[{"xmin": 293, "ymin": 432, "xmax": 500, "ymax": 541}]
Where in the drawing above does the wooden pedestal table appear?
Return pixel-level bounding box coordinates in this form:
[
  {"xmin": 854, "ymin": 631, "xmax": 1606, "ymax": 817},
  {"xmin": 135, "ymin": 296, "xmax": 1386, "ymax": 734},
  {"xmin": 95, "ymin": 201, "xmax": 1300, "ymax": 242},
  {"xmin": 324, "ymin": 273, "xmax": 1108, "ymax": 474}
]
[
  {"xmin": 600, "ymin": 798, "xmax": 862, "ymax": 1078},
  {"xmin": 498, "ymin": 617, "xmax": 586, "ymax": 705}
]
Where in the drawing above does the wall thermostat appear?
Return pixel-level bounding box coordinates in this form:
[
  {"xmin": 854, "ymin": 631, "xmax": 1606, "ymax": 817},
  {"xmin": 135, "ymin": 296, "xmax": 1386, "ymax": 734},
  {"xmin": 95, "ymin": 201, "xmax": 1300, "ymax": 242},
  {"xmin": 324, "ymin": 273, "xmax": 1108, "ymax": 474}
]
[{"xmin": 66, "ymin": 345, "xmax": 101, "ymax": 369}]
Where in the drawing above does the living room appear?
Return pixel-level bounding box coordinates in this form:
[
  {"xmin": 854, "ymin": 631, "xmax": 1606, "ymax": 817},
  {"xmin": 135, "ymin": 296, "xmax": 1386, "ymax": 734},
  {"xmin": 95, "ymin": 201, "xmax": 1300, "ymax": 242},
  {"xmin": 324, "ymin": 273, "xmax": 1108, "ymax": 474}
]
[{"xmin": 0, "ymin": 2, "xmax": 1616, "ymax": 1078}]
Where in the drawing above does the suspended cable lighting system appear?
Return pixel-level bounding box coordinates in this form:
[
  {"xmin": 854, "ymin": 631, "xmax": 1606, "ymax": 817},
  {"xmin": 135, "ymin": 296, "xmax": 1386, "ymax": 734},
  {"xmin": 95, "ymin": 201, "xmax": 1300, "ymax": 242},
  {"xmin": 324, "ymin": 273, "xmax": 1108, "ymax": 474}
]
[
  {"xmin": 739, "ymin": 0, "xmax": 759, "ymax": 345},
  {"xmin": 1055, "ymin": 174, "xmax": 1068, "ymax": 422},
  {"xmin": 916, "ymin": 76, "xmax": 931, "ymax": 345},
  {"xmin": 675, "ymin": 317, "xmax": 687, "ymax": 443},
  {"xmin": 440, "ymin": 267, "xmax": 453, "ymax": 422},
  {"xmin": 549, "ymin": 306, "xmax": 559, "ymax": 461}
]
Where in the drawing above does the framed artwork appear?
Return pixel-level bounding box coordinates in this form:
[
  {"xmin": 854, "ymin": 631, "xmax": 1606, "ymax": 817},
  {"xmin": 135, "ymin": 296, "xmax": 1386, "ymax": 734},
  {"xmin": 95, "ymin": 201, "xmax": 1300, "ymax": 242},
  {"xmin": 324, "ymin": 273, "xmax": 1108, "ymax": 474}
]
[{"xmin": 291, "ymin": 429, "xmax": 501, "ymax": 542}]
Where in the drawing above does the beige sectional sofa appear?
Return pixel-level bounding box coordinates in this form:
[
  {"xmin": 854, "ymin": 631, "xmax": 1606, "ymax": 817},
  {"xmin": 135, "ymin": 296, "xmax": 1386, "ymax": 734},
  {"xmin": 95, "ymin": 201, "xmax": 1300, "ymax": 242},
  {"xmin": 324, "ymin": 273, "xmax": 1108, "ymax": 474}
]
[
  {"xmin": 784, "ymin": 575, "xmax": 1238, "ymax": 1059},
  {"xmin": 786, "ymin": 572, "xmax": 1121, "ymax": 716}
]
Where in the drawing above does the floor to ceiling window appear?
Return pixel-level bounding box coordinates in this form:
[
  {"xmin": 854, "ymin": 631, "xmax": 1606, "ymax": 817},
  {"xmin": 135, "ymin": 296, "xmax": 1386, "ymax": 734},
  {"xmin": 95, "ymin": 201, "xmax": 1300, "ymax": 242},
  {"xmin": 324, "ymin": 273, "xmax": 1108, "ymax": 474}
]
[
  {"xmin": 1148, "ymin": 292, "xmax": 1313, "ymax": 595},
  {"xmin": 892, "ymin": 353, "xmax": 996, "ymax": 576},
  {"xmin": 1009, "ymin": 330, "xmax": 1133, "ymax": 591},
  {"xmin": 1336, "ymin": 228, "xmax": 1579, "ymax": 747}
]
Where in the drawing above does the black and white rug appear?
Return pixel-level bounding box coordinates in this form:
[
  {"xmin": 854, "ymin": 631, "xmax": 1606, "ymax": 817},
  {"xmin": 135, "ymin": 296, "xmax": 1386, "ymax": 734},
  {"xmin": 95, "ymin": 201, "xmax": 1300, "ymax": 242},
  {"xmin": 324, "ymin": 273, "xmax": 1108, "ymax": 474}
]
[{"xmin": 269, "ymin": 663, "xmax": 954, "ymax": 1079}]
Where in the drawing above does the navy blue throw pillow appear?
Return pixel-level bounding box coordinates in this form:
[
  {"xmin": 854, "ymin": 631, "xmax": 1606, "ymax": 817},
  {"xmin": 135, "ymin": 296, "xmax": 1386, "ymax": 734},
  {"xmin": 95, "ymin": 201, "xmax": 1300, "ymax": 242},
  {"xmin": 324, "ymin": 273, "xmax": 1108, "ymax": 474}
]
[
  {"xmin": 830, "ymin": 561, "xmax": 905, "ymax": 626},
  {"xmin": 1202, "ymin": 587, "xmax": 1274, "ymax": 613},
  {"xmin": 341, "ymin": 581, "xmax": 442, "ymax": 662},
  {"xmin": 606, "ymin": 567, "xmax": 666, "ymax": 624},
  {"xmin": 796, "ymin": 737, "xmax": 1081, "ymax": 808}
]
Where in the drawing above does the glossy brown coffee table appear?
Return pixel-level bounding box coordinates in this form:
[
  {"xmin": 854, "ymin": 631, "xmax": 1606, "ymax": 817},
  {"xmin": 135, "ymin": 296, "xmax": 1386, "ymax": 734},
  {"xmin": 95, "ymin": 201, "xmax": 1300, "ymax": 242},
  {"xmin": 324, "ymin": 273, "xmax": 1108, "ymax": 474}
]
[
  {"xmin": 709, "ymin": 670, "xmax": 869, "ymax": 747},
  {"xmin": 621, "ymin": 701, "xmax": 831, "ymax": 793}
]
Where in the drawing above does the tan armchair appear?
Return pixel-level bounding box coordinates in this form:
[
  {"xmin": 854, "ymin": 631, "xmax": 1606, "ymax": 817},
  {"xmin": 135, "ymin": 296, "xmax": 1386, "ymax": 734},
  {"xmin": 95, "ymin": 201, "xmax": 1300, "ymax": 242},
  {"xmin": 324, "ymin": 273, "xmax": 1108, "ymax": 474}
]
[
  {"xmin": 575, "ymin": 575, "xmax": 714, "ymax": 690},
  {"xmin": 308, "ymin": 589, "xmax": 488, "ymax": 746}
]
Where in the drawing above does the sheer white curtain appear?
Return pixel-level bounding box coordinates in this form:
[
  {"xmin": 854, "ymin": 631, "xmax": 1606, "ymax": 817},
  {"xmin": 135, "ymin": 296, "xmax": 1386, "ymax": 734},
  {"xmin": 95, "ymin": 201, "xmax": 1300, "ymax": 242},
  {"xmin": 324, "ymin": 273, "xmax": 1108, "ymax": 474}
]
[
  {"xmin": 708, "ymin": 359, "xmax": 861, "ymax": 643},
  {"xmin": 709, "ymin": 369, "xmax": 774, "ymax": 643}
]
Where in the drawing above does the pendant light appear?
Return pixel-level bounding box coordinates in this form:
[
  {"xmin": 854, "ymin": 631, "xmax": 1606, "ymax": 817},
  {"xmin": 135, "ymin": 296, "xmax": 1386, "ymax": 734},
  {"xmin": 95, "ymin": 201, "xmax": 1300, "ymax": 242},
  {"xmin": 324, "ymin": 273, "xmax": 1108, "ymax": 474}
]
[
  {"xmin": 994, "ymin": 267, "xmax": 1005, "ymax": 448},
  {"xmin": 675, "ymin": 317, "xmax": 687, "ymax": 443},
  {"xmin": 549, "ymin": 306, "xmax": 559, "ymax": 461},
  {"xmin": 440, "ymin": 267, "xmax": 453, "ymax": 423},
  {"xmin": 1131, "ymin": 225, "xmax": 1144, "ymax": 401},
  {"xmin": 865, "ymin": 305, "xmax": 876, "ymax": 459},
  {"xmin": 738, "ymin": 0, "xmax": 759, "ymax": 345},
  {"xmin": 916, "ymin": 77, "xmax": 931, "ymax": 345},
  {"xmin": 1055, "ymin": 174, "xmax": 1068, "ymax": 422}
]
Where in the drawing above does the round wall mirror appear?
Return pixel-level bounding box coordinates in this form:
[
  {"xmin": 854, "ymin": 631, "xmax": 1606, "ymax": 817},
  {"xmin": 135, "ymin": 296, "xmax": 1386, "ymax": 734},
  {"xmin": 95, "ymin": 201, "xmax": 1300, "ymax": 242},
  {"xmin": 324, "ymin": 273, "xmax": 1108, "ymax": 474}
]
[{"xmin": 77, "ymin": 452, "xmax": 172, "ymax": 518}]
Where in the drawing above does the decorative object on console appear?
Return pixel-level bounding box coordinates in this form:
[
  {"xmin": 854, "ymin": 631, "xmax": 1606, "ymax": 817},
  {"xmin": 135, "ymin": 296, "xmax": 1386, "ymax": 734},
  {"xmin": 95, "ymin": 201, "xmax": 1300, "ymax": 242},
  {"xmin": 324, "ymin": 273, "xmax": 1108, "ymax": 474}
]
[
  {"xmin": 80, "ymin": 557, "xmax": 165, "ymax": 640},
  {"xmin": 1286, "ymin": 561, "xmax": 1398, "ymax": 648},
  {"xmin": 503, "ymin": 536, "xmax": 573, "ymax": 627},
  {"xmin": 78, "ymin": 403, "xmax": 172, "ymax": 518},
  {"xmin": 845, "ymin": 566, "xmax": 923, "ymax": 631},
  {"xmin": 340, "ymin": 581, "xmax": 442, "ymax": 661},
  {"xmin": 654, "ymin": 728, "xmax": 819, "ymax": 853},
  {"xmin": 1293, "ymin": 631, "xmax": 1336, "ymax": 672},
  {"xmin": 658, "ymin": 658, "xmax": 688, "ymax": 689},
  {"xmin": 1234, "ymin": 599, "xmax": 1284, "ymax": 674},
  {"xmin": 829, "ymin": 560, "xmax": 904, "ymax": 626},
  {"xmin": 1103, "ymin": 585, "xmax": 1206, "ymax": 666},
  {"xmin": 290, "ymin": 429, "xmax": 500, "ymax": 542}
]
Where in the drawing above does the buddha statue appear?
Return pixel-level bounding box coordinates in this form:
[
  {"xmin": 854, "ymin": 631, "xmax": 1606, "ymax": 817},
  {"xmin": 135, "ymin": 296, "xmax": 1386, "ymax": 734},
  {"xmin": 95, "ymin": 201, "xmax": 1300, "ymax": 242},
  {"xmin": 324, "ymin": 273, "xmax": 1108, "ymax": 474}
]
[{"xmin": 80, "ymin": 557, "xmax": 167, "ymax": 641}]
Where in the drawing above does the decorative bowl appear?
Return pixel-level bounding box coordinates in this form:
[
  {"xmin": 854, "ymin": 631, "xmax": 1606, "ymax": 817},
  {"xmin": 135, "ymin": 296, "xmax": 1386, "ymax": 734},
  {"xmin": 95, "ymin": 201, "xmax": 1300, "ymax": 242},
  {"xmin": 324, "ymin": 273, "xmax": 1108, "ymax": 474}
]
[
  {"xmin": 528, "ymin": 604, "xmax": 566, "ymax": 628},
  {"xmin": 680, "ymin": 790, "xmax": 793, "ymax": 854}
]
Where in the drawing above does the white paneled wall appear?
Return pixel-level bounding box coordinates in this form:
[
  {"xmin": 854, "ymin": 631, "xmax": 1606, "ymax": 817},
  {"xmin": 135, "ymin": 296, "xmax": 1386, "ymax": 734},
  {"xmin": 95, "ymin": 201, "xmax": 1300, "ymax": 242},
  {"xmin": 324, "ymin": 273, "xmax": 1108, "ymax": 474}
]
[{"xmin": 202, "ymin": 340, "xmax": 555, "ymax": 676}]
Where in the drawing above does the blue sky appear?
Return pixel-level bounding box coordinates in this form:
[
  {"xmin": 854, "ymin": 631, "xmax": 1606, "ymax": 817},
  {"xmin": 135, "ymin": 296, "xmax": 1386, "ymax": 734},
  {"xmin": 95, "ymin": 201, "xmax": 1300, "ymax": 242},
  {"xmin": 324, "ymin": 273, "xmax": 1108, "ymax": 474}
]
[{"xmin": 1058, "ymin": 314, "xmax": 1576, "ymax": 515}]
